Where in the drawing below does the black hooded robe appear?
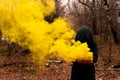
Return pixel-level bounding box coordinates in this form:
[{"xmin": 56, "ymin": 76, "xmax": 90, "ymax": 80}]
[{"xmin": 71, "ymin": 26, "xmax": 98, "ymax": 80}]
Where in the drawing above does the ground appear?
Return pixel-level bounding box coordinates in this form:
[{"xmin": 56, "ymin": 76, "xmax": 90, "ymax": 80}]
[{"xmin": 0, "ymin": 38, "xmax": 120, "ymax": 80}]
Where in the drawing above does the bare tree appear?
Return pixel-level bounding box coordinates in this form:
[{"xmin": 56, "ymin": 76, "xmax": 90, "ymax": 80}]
[{"xmin": 45, "ymin": 0, "xmax": 119, "ymax": 44}]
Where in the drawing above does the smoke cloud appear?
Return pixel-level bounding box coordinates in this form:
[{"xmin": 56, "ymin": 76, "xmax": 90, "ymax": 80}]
[{"xmin": 0, "ymin": 0, "xmax": 93, "ymax": 65}]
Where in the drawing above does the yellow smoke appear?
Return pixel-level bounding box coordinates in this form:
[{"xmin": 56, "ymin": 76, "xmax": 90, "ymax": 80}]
[{"xmin": 0, "ymin": 0, "xmax": 93, "ymax": 65}]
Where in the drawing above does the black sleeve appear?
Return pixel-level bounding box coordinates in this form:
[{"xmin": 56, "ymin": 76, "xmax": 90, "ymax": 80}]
[{"xmin": 92, "ymin": 42, "xmax": 98, "ymax": 63}]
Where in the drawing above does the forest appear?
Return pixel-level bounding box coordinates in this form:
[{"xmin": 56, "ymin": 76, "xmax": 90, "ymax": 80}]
[{"xmin": 0, "ymin": 0, "xmax": 120, "ymax": 80}]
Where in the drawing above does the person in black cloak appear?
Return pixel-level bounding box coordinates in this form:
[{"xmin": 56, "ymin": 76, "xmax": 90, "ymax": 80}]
[{"xmin": 70, "ymin": 26, "xmax": 98, "ymax": 80}]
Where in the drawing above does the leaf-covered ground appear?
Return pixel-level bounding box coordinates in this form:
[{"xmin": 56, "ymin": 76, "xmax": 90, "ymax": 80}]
[{"xmin": 0, "ymin": 38, "xmax": 120, "ymax": 80}]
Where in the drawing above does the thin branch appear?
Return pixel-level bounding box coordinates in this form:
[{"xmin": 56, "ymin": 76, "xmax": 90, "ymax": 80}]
[
  {"xmin": 56, "ymin": 0, "xmax": 71, "ymax": 16},
  {"xmin": 78, "ymin": 0, "xmax": 92, "ymax": 10},
  {"xmin": 67, "ymin": 0, "xmax": 73, "ymax": 13}
]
